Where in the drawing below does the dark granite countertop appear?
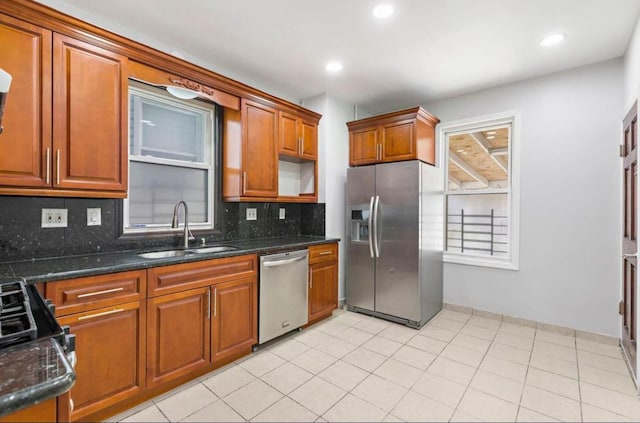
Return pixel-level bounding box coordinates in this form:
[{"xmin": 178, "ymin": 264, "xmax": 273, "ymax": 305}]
[
  {"xmin": 0, "ymin": 338, "xmax": 75, "ymax": 417},
  {"xmin": 0, "ymin": 236, "xmax": 339, "ymax": 284}
]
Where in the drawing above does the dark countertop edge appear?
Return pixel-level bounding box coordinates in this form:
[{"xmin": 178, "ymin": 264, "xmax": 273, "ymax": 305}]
[
  {"xmin": 3, "ymin": 237, "xmax": 341, "ymax": 284},
  {"xmin": 0, "ymin": 340, "xmax": 76, "ymax": 417}
]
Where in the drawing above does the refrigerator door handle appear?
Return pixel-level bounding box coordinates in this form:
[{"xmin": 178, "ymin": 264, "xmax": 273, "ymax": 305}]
[
  {"xmin": 373, "ymin": 195, "xmax": 380, "ymax": 258},
  {"xmin": 368, "ymin": 196, "xmax": 375, "ymax": 258}
]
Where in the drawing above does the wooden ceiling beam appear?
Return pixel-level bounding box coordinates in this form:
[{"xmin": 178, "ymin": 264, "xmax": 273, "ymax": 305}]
[
  {"xmin": 470, "ymin": 132, "xmax": 508, "ymax": 174},
  {"xmin": 448, "ymin": 174, "xmax": 462, "ymax": 188},
  {"xmin": 448, "ymin": 151, "xmax": 489, "ymax": 187}
]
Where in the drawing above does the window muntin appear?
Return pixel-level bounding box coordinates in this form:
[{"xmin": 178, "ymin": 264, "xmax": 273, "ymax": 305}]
[{"xmin": 124, "ymin": 83, "xmax": 215, "ymax": 233}]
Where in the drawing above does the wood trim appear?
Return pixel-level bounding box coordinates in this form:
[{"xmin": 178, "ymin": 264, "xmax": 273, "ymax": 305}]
[
  {"xmin": 0, "ymin": 0, "xmax": 320, "ymax": 120},
  {"xmin": 128, "ymin": 60, "xmax": 240, "ymax": 110},
  {"xmin": 347, "ymin": 106, "xmax": 439, "ymax": 131}
]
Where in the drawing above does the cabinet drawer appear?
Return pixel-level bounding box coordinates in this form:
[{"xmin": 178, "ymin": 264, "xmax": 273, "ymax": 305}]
[
  {"xmin": 148, "ymin": 254, "xmax": 258, "ymax": 297},
  {"xmin": 308, "ymin": 243, "xmax": 338, "ymax": 264},
  {"xmin": 46, "ymin": 270, "xmax": 146, "ymax": 316}
]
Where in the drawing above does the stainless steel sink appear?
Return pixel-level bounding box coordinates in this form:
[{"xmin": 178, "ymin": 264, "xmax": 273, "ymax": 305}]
[
  {"xmin": 138, "ymin": 250, "xmax": 195, "ymax": 259},
  {"xmin": 189, "ymin": 246, "xmax": 238, "ymax": 254}
]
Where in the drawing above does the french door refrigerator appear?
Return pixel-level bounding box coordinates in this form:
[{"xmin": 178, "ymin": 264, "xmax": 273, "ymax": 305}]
[{"xmin": 346, "ymin": 160, "xmax": 443, "ymax": 328}]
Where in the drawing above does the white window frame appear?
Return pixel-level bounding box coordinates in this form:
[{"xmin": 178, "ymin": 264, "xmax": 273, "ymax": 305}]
[
  {"xmin": 439, "ymin": 110, "xmax": 521, "ymax": 271},
  {"xmin": 124, "ymin": 84, "xmax": 216, "ymax": 234}
]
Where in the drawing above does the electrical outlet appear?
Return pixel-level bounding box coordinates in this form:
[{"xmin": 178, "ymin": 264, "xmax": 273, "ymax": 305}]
[
  {"xmin": 246, "ymin": 208, "xmax": 257, "ymax": 221},
  {"xmin": 41, "ymin": 208, "xmax": 68, "ymax": 228},
  {"xmin": 279, "ymin": 208, "xmax": 286, "ymax": 220},
  {"xmin": 87, "ymin": 208, "xmax": 101, "ymax": 226}
]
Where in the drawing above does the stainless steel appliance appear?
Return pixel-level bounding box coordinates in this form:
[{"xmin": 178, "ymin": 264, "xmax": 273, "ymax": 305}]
[
  {"xmin": 346, "ymin": 160, "xmax": 443, "ymax": 328},
  {"xmin": 259, "ymin": 250, "xmax": 309, "ymax": 344}
]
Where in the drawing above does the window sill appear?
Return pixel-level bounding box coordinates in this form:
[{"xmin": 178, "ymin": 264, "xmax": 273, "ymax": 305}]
[{"xmin": 443, "ymin": 252, "xmax": 519, "ymax": 271}]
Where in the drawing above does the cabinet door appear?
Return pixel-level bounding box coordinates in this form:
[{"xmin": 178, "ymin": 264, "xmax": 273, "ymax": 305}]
[
  {"xmin": 0, "ymin": 14, "xmax": 51, "ymax": 189},
  {"xmin": 279, "ymin": 110, "xmax": 299, "ymax": 157},
  {"xmin": 52, "ymin": 33, "xmax": 128, "ymax": 192},
  {"xmin": 57, "ymin": 301, "xmax": 145, "ymax": 422},
  {"xmin": 350, "ymin": 127, "xmax": 379, "ymax": 166},
  {"xmin": 242, "ymin": 99, "xmax": 278, "ymax": 197},
  {"xmin": 308, "ymin": 261, "xmax": 338, "ymax": 323},
  {"xmin": 381, "ymin": 120, "xmax": 415, "ymax": 162},
  {"xmin": 147, "ymin": 288, "xmax": 211, "ymax": 389},
  {"xmin": 300, "ymin": 118, "xmax": 317, "ymax": 161},
  {"xmin": 211, "ymin": 277, "xmax": 257, "ymax": 363}
]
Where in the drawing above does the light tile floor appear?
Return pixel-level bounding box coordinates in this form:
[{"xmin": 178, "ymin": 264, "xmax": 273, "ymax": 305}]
[{"xmin": 112, "ymin": 309, "xmax": 640, "ymax": 422}]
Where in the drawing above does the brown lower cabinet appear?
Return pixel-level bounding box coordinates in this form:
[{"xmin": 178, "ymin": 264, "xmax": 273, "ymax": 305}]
[
  {"xmin": 308, "ymin": 243, "xmax": 339, "ymax": 325},
  {"xmin": 42, "ymin": 250, "xmax": 338, "ymax": 421},
  {"xmin": 56, "ymin": 302, "xmax": 145, "ymax": 422},
  {"xmin": 0, "ymin": 398, "xmax": 57, "ymax": 422},
  {"xmin": 146, "ymin": 287, "xmax": 211, "ymax": 389}
]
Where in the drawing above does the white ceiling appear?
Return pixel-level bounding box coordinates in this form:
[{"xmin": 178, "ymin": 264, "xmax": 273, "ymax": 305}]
[{"xmin": 36, "ymin": 0, "xmax": 640, "ymax": 114}]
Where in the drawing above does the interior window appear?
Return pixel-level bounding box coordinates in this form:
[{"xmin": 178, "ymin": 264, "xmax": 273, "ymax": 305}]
[{"xmin": 124, "ymin": 81, "xmax": 216, "ymax": 233}]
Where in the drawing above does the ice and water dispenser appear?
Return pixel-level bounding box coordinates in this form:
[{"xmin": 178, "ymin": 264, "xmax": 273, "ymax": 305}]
[{"xmin": 350, "ymin": 209, "xmax": 370, "ymax": 243}]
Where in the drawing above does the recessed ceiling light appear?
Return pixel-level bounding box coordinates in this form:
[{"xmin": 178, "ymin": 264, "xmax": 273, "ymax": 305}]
[
  {"xmin": 456, "ymin": 149, "xmax": 465, "ymax": 153},
  {"xmin": 486, "ymin": 135, "xmax": 496, "ymax": 140},
  {"xmin": 540, "ymin": 33, "xmax": 565, "ymax": 47},
  {"xmin": 325, "ymin": 61, "xmax": 343, "ymax": 73},
  {"xmin": 487, "ymin": 131, "xmax": 496, "ymax": 135},
  {"xmin": 372, "ymin": 4, "xmax": 394, "ymax": 19}
]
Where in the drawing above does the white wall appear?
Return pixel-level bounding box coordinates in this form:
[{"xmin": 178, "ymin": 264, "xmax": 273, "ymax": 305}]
[
  {"xmin": 624, "ymin": 15, "xmax": 640, "ymax": 108},
  {"xmin": 425, "ymin": 59, "xmax": 623, "ymax": 336},
  {"xmin": 302, "ymin": 94, "xmax": 353, "ymax": 300}
]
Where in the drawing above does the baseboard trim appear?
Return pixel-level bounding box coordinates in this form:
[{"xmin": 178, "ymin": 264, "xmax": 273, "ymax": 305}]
[{"xmin": 443, "ymin": 302, "xmax": 618, "ymax": 345}]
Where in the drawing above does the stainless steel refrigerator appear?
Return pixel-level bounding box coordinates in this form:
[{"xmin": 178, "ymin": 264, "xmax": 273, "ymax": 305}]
[{"xmin": 346, "ymin": 160, "xmax": 443, "ymax": 328}]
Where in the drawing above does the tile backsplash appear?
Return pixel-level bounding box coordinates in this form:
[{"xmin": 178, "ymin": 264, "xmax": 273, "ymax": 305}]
[{"xmin": 0, "ymin": 196, "xmax": 325, "ymax": 261}]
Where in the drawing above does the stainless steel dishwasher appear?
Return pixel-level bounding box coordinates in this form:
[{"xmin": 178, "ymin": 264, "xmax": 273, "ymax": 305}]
[{"xmin": 259, "ymin": 249, "xmax": 309, "ymax": 344}]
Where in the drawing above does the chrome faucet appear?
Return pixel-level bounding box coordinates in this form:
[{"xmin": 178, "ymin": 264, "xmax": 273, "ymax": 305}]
[{"xmin": 171, "ymin": 201, "xmax": 195, "ymax": 248}]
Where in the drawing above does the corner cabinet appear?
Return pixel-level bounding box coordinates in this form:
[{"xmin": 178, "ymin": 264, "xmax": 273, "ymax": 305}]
[
  {"xmin": 308, "ymin": 243, "xmax": 339, "ymax": 325},
  {"xmin": 0, "ymin": 13, "xmax": 128, "ymax": 198},
  {"xmin": 223, "ymin": 99, "xmax": 320, "ymax": 202},
  {"xmin": 347, "ymin": 107, "xmax": 439, "ymax": 167}
]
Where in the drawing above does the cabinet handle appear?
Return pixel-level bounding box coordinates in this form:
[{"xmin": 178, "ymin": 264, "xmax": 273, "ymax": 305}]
[
  {"xmin": 69, "ymin": 398, "xmax": 74, "ymax": 413},
  {"xmin": 319, "ymin": 251, "xmax": 332, "ymax": 256},
  {"xmin": 77, "ymin": 287, "xmax": 124, "ymax": 298},
  {"xmin": 299, "ymin": 138, "xmax": 302, "ymax": 155},
  {"xmin": 207, "ymin": 288, "xmax": 211, "ymax": 320},
  {"xmin": 213, "ymin": 287, "xmax": 217, "ymax": 317},
  {"xmin": 243, "ymin": 171, "xmax": 247, "ymax": 193},
  {"xmin": 309, "ymin": 270, "xmax": 313, "ymax": 289},
  {"xmin": 56, "ymin": 149, "xmax": 60, "ymax": 185},
  {"xmin": 45, "ymin": 148, "xmax": 50, "ymax": 184},
  {"xmin": 77, "ymin": 308, "xmax": 124, "ymax": 320}
]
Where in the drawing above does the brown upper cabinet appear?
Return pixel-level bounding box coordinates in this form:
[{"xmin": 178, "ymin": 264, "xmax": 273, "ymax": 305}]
[
  {"xmin": 0, "ymin": 13, "xmax": 128, "ymax": 197},
  {"xmin": 347, "ymin": 107, "xmax": 439, "ymax": 167},
  {"xmin": 279, "ymin": 110, "xmax": 318, "ymax": 161},
  {"xmin": 223, "ymin": 100, "xmax": 320, "ymax": 202}
]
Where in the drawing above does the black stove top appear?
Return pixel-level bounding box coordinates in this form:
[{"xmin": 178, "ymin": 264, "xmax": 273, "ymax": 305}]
[{"xmin": 0, "ymin": 280, "xmax": 38, "ymax": 348}]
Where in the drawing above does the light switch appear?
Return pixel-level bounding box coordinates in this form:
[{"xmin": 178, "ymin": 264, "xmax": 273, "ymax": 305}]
[
  {"xmin": 279, "ymin": 208, "xmax": 285, "ymax": 219},
  {"xmin": 87, "ymin": 208, "xmax": 101, "ymax": 226}
]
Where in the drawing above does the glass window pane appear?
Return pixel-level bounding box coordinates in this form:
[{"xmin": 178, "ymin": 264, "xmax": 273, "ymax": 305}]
[
  {"xmin": 130, "ymin": 94, "xmax": 207, "ymax": 163},
  {"xmin": 446, "ymin": 193, "xmax": 509, "ymax": 257},
  {"xmin": 448, "ymin": 126, "xmax": 509, "ymax": 191},
  {"xmin": 128, "ymin": 161, "xmax": 208, "ymax": 226}
]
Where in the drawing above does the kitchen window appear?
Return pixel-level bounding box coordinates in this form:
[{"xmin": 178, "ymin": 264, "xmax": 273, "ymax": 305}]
[
  {"xmin": 124, "ymin": 82, "xmax": 216, "ymax": 233},
  {"xmin": 440, "ymin": 110, "xmax": 520, "ymax": 270}
]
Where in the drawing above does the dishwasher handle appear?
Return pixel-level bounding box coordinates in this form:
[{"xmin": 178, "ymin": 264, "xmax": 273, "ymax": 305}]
[{"xmin": 262, "ymin": 255, "xmax": 307, "ymax": 268}]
